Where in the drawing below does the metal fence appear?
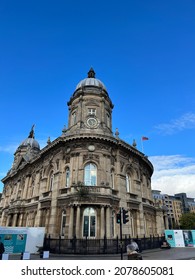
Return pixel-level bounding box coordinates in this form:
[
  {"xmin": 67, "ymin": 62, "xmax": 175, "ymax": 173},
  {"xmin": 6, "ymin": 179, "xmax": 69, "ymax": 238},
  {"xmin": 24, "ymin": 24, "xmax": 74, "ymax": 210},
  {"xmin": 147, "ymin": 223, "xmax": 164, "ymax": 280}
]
[{"xmin": 43, "ymin": 235, "xmax": 164, "ymax": 255}]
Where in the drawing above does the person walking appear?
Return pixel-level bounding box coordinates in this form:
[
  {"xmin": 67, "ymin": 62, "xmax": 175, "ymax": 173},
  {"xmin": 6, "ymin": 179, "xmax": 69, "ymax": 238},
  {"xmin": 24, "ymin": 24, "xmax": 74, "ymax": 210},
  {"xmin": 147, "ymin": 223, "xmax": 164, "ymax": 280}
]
[
  {"xmin": 0, "ymin": 237, "xmax": 5, "ymax": 260},
  {"xmin": 126, "ymin": 239, "xmax": 142, "ymax": 260}
]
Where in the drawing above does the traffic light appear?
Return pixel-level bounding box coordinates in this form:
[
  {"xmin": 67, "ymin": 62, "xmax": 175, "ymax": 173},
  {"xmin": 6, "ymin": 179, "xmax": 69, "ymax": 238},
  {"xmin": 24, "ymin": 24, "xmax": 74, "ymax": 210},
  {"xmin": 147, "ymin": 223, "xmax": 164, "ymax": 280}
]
[
  {"xmin": 123, "ymin": 209, "xmax": 129, "ymax": 224},
  {"xmin": 116, "ymin": 211, "xmax": 121, "ymax": 224}
]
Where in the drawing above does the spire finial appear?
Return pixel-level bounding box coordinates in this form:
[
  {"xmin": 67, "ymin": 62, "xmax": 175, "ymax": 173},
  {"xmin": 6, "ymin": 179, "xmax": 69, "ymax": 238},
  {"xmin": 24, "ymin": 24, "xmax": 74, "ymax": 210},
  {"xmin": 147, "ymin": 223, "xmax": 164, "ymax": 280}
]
[
  {"xmin": 47, "ymin": 136, "xmax": 51, "ymax": 145},
  {"xmin": 132, "ymin": 139, "xmax": 137, "ymax": 148},
  {"xmin": 28, "ymin": 124, "xmax": 35, "ymax": 138},
  {"xmin": 62, "ymin": 124, "xmax": 67, "ymax": 135},
  {"xmin": 88, "ymin": 67, "xmax": 95, "ymax": 78},
  {"xmin": 115, "ymin": 128, "xmax": 119, "ymax": 138}
]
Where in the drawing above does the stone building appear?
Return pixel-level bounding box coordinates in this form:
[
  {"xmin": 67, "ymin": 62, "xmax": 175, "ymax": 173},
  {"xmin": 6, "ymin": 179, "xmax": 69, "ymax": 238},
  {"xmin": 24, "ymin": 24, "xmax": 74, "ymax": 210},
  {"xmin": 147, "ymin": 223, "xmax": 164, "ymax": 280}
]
[{"xmin": 0, "ymin": 68, "xmax": 164, "ymax": 239}]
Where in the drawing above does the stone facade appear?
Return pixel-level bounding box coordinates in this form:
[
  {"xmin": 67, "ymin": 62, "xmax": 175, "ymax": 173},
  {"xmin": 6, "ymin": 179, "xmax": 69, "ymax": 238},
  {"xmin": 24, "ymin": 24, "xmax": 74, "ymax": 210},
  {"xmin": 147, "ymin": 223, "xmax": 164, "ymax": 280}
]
[{"xmin": 0, "ymin": 68, "xmax": 165, "ymax": 238}]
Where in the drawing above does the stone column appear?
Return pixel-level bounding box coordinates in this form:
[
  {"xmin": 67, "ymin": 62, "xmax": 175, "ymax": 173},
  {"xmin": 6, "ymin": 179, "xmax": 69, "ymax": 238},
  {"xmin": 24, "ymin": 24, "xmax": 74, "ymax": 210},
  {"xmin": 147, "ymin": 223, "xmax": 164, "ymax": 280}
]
[
  {"xmin": 100, "ymin": 206, "xmax": 105, "ymax": 238},
  {"xmin": 79, "ymin": 96, "xmax": 83, "ymax": 127},
  {"xmin": 100, "ymin": 97, "xmax": 105, "ymax": 124},
  {"xmin": 76, "ymin": 205, "xmax": 81, "ymax": 238},
  {"xmin": 12, "ymin": 213, "xmax": 18, "ymax": 226},
  {"xmin": 164, "ymin": 214, "xmax": 169, "ymax": 229},
  {"xmin": 23, "ymin": 175, "xmax": 30, "ymax": 199},
  {"xmin": 0, "ymin": 210, "xmax": 6, "ymax": 226},
  {"xmin": 18, "ymin": 213, "xmax": 23, "ymax": 227},
  {"xmin": 34, "ymin": 202, "xmax": 42, "ymax": 227},
  {"xmin": 45, "ymin": 209, "xmax": 50, "ymax": 233},
  {"xmin": 47, "ymin": 172, "xmax": 60, "ymax": 237},
  {"xmin": 138, "ymin": 204, "xmax": 145, "ymax": 237},
  {"xmin": 68, "ymin": 206, "xmax": 74, "ymax": 238},
  {"xmin": 6, "ymin": 215, "xmax": 11, "ymax": 226},
  {"xmin": 106, "ymin": 206, "xmax": 111, "ymax": 238},
  {"xmin": 136, "ymin": 210, "xmax": 141, "ymax": 236},
  {"xmin": 34, "ymin": 172, "xmax": 40, "ymax": 197}
]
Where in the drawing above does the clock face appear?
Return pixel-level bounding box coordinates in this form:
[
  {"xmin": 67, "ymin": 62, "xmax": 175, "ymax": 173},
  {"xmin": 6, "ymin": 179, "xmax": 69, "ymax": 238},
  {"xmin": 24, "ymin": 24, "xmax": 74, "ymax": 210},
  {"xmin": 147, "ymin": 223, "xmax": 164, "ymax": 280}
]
[{"xmin": 87, "ymin": 117, "xmax": 98, "ymax": 128}]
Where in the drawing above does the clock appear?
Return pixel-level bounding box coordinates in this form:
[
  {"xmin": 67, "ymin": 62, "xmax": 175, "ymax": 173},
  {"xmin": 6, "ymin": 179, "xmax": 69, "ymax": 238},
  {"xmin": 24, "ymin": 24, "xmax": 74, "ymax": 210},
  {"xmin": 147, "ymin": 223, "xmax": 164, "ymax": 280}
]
[{"xmin": 87, "ymin": 117, "xmax": 98, "ymax": 128}]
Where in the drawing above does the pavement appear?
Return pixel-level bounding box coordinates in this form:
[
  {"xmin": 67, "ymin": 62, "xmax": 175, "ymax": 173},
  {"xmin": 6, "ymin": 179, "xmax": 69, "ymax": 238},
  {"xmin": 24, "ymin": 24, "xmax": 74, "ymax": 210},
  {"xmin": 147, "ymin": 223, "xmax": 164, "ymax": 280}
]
[{"xmin": 4, "ymin": 247, "xmax": 195, "ymax": 260}]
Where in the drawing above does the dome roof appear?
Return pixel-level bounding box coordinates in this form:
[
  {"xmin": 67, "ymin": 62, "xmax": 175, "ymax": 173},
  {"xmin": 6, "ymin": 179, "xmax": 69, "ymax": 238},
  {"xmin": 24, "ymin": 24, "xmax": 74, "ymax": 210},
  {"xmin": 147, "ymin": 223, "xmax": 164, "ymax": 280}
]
[
  {"xmin": 20, "ymin": 137, "xmax": 40, "ymax": 150},
  {"xmin": 18, "ymin": 125, "xmax": 40, "ymax": 150},
  {"xmin": 75, "ymin": 68, "xmax": 107, "ymax": 91}
]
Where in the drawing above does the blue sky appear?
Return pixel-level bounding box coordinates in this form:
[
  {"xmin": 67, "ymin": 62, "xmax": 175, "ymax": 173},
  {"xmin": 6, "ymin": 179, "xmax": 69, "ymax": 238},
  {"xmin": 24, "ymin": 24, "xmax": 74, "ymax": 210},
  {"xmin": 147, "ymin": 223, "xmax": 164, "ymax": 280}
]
[{"xmin": 1, "ymin": 0, "xmax": 195, "ymax": 197}]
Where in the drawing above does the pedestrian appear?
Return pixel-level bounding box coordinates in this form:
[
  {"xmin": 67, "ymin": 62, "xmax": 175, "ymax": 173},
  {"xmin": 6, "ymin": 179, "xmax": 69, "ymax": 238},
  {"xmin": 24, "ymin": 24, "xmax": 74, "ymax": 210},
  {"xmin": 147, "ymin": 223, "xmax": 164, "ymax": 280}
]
[
  {"xmin": 126, "ymin": 239, "xmax": 142, "ymax": 260},
  {"xmin": 0, "ymin": 237, "xmax": 5, "ymax": 260}
]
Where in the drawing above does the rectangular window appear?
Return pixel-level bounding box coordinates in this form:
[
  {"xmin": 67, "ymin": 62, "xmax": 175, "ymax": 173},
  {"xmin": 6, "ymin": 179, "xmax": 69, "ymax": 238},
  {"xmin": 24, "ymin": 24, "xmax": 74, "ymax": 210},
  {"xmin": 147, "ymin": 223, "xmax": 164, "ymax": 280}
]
[
  {"xmin": 72, "ymin": 112, "xmax": 76, "ymax": 125},
  {"xmin": 84, "ymin": 172, "xmax": 91, "ymax": 186},
  {"xmin": 61, "ymin": 215, "xmax": 66, "ymax": 236},
  {"xmin": 107, "ymin": 113, "xmax": 110, "ymax": 127},
  {"xmin": 83, "ymin": 216, "xmax": 89, "ymax": 237},
  {"xmin": 90, "ymin": 216, "xmax": 96, "ymax": 237},
  {"xmin": 50, "ymin": 175, "xmax": 54, "ymax": 191}
]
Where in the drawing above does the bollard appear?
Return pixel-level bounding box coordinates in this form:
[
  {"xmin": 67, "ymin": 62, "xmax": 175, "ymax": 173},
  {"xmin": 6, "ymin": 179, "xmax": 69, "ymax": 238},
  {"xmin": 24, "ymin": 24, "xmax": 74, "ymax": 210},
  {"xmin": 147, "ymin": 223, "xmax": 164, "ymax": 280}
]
[
  {"xmin": 2, "ymin": 253, "xmax": 9, "ymax": 260},
  {"xmin": 21, "ymin": 252, "xmax": 30, "ymax": 260},
  {"xmin": 42, "ymin": 251, "xmax": 50, "ymax": 259}
]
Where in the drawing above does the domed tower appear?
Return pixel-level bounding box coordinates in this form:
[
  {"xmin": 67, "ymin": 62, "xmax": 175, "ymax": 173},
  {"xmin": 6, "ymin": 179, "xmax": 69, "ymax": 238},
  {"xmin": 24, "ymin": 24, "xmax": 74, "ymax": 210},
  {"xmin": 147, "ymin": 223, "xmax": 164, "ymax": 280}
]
[
  {"xmin": 0, "ymin": 69, "xmax": 164, "ymax": 245},
  {"xmin": 66, "ymin": 68, "xmax": 114, "ymax": 136},
  {"xmin": 11, "ymin": 125, "xmax": 40, "ymax": 173}
]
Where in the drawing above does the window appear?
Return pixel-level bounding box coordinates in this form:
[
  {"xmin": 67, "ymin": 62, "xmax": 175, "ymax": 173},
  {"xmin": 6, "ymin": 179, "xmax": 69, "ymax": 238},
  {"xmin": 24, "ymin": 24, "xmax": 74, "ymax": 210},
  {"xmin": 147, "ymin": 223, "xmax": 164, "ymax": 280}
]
[
  {"xmin": 88, "ymin": 108, "xmax": 96, "ymax": 115},
  {"xmin": 65, "ymin": 167, "xmax": 70, "ymax": 187},
  {"xmin": 83, "ymin": 207, "xmax": 96, "ymax": 238},
  {"xmin": 49, "ymin": 173, "xmax": 54, "ymax": 191},
  {"xmin": 61, "ymin": 210, "xmax": 66, "ymax": 236},
  {"xmin": 84, "ymin": 163, "xmax": 97, "ymax": 186},
  {"xmin": 111, "ymin": 211, "xmax": 115, "ymax": 237},
  {"xmin": 107, "ymin": 113, "xmax": 110, "ymax": 127},
  {"xmin": 72, "ymin": 111, "xmax": 76, "ymax": 125},
  {"xmin": 111, "ymin": 170, "xmax": 115, "ymax": 189},
  {"xmin": 126, "ymin": 174, "xmax": 131, "ymax": 192}
]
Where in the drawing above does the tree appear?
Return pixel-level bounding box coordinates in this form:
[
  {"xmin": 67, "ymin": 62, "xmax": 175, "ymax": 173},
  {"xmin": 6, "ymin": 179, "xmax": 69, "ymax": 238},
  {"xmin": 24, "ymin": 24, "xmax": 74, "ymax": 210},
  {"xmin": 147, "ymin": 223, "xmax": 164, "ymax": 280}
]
[{"xmin": 179, "ymin": 212, "xmax": 195, "ymax": 229}]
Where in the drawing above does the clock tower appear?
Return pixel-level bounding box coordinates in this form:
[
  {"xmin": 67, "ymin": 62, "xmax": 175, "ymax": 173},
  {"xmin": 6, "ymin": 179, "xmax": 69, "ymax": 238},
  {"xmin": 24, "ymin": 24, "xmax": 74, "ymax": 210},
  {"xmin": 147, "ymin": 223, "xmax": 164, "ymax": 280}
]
[{"xmin": 66, "ymin": 68, "xmax": 114, "ymax": 136}]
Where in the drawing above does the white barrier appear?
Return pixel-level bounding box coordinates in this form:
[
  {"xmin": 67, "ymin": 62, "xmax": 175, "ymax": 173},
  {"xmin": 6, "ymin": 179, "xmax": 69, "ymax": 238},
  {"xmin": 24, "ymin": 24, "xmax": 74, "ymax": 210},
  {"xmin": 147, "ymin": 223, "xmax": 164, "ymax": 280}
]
[
  {"xmin": 42, "ymin": 251, "xmax": 49, "ymax": 259},
  {"xmin": 2, "ymin": 253, "xmax": 9, "ymax": 260},
  {"xmin": 21, "ymin": 252, "xmax": 30, "ymax": 260}
]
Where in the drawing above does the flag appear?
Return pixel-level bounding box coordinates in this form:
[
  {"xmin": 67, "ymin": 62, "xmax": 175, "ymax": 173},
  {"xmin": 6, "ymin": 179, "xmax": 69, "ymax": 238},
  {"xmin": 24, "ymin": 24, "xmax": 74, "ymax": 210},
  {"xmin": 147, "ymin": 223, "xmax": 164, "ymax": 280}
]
[{"xmin": 142, "ymin": 136, "xmax": 149, "ymax": 141}]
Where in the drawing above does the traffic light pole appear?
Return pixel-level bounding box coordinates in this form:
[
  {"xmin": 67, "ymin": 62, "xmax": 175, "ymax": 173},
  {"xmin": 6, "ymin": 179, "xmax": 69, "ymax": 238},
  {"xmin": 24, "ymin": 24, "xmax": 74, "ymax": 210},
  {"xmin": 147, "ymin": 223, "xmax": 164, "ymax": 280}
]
[{"xmin": 116, "ymin": 207, "xmax": 129, "ymax": 260}]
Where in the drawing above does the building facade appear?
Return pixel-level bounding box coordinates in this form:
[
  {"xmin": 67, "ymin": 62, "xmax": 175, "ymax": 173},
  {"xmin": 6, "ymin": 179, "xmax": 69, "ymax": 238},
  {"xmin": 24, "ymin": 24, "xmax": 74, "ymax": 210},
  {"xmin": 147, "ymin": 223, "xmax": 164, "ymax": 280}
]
[
  {"xmin": 152, "ymin": 190, "xmax": 195, "ymax": 229},
  {"xmin": 0, "ymin": 68, "xmax": 164, "ymax": 238}
]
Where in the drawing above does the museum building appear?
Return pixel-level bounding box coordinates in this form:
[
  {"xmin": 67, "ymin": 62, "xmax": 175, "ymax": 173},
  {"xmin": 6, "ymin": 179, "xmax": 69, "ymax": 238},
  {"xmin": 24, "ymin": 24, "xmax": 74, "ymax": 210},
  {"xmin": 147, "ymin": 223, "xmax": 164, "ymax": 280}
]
[{"xmin": 0, "ymin": 68, "xmax": 165, "ymax": 239}]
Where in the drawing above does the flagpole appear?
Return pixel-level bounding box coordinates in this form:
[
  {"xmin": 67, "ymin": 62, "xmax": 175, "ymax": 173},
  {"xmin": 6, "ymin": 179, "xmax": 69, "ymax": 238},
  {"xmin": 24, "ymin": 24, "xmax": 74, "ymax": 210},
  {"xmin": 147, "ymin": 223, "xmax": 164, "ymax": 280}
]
[{"xmin": 141, "ymin": 136, "xmax": 149, "ymax": 154}]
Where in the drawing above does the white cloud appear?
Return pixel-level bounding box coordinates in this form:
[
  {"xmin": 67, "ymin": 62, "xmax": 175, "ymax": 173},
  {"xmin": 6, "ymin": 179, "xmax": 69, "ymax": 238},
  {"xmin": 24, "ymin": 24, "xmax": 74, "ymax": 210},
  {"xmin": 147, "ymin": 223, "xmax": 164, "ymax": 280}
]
[
  {"xmin": 0, "ymin": 145, "xmax": 18, "ymax": 154},
  {"xmin": 155, "ymin": 112, "xmax": 195, "ymax": 135},
  {"xmin": 149, "ymin": 155, "xmax": 195, "ymax": 198}
]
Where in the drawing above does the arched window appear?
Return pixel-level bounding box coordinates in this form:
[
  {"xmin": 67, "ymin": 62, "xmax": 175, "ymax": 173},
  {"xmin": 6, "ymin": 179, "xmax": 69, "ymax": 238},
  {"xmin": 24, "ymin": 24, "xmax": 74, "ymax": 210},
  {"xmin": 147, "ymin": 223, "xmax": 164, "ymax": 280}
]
[
  {"xmin": 107, "ymin": 113, "xmax": 110, "ymax": 128},
  {"xmin": 65, "ymin": 167, "xmax": 70, "ymax": 187},
  {"xmin": 61, "ymin": 210, "xmax": 66, "ymax": 236},
  {"xmin": 83, "ymin": 207, "xmax": 96, "ymax": 238},
  {"xmin": 72, "ymin": 111, "xmax": 76, "ymax": 125},
  {"xmin": 126, "ymin": 174, "xmax": 131, "ymax": 192},
  {"xmin": 84, "ymin": 163, "xmax": 97, "ymax": 186},
  {"xmin": 49, "ymin": 172, "xmax": 54, "ymax": 191},
  {"xmin": 111, "ymin": 169, "xmax": 115, "ymax": 189}
]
